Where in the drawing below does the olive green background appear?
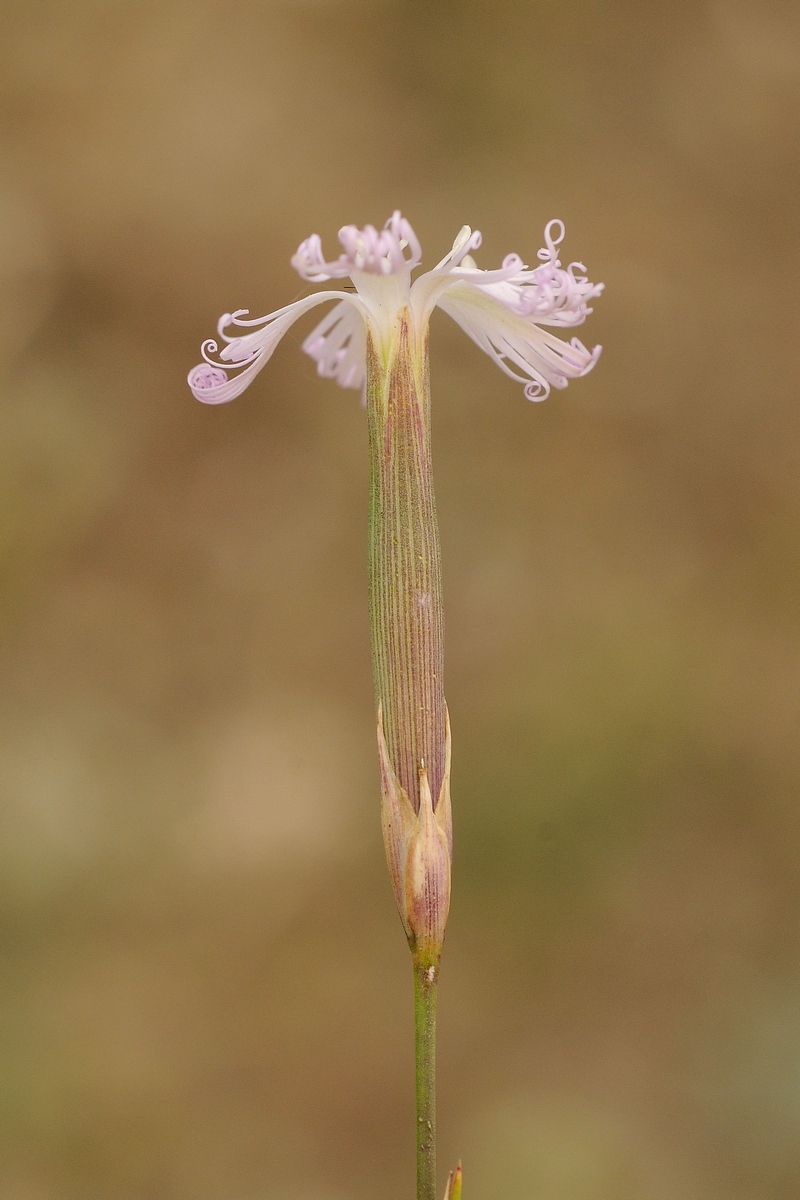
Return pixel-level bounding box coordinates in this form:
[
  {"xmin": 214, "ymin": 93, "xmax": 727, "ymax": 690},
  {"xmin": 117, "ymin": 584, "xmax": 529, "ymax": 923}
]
[{"xmin": 1, "ymin": 2, "xmax": 799, "ymax": 1198}]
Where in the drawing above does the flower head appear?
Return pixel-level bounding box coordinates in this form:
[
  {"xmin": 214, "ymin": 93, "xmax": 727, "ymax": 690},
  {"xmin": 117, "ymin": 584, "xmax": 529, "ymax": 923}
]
[{"xmin": 188, "ymin": 211, "xmax": 602, "ymax": 406}]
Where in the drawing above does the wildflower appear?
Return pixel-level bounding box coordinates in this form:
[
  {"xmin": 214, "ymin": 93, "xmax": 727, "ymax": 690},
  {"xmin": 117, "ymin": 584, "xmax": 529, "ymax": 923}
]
[
  {"xmin": 188, "ymin": 212, "xmax": 602, "ymax": 406},
  {"xmin": 188, "ymin": 213, "xmax": 602, "ymax": 963}
]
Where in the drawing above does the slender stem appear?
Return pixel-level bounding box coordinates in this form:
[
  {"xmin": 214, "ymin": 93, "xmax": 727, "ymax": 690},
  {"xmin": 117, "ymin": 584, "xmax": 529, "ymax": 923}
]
[{"xmin": 414, "ymin": 957, "xmax": 438, "ymax": 1200}]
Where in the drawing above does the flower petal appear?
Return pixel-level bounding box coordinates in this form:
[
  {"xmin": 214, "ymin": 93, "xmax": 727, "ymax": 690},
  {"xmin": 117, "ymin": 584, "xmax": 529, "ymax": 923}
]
[
  {"xmin": 292, "ymin": 212, "xmax": 422, "ymax": 282},
  {"xmin": 438, "ymin": 283, "xmax": 602, "ymax": 402},
  {"xmin": 411, "ymin": 225, "xmax": 526, "ymax": 326},
  {"xmin": 413, "ymin": 219, "xmax": 603, "ymax": 338},
  {"xmin": 470, "ymin": 221, "xmax": 604, "ymax": 327},
  {"xmin": 188, "ymin": 291, "xmax": 367, "ymax": 405},
  {"xmin": 302, "ymin": 299, "xmax": 367, "ymax": 392}
]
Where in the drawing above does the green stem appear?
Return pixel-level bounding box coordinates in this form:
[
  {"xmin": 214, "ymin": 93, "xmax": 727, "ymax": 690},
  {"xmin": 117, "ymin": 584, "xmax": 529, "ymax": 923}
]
[{"xmin": 414, "ymin": 957, "xmax": 438, "ymax": 1200}]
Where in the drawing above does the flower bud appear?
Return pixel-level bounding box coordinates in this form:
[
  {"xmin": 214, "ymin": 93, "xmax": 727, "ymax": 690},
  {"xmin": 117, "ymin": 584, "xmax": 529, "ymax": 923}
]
[{"xmin": 378, "ymin": 703, "xmax": 452, "ymax": 962}]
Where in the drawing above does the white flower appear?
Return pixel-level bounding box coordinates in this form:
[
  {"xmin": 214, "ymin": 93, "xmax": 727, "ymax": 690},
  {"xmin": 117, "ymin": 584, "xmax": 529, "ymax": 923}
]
[{"xmin": 188, "ymin": 212, "xmax": 603, "ymax": 406}]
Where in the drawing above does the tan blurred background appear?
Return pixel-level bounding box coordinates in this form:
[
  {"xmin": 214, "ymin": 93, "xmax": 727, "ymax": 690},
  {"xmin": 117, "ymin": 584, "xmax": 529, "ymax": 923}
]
[{"xmin": 1, "ymin": 1, "xmax": 799, "ymax": 1197}]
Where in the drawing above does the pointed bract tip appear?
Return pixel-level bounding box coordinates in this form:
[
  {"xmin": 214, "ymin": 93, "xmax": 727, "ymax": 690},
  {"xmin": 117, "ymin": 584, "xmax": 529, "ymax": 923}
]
[
  {"xmin": 377, "ymin": 698, "xmax": 453, "ymax": 960},
  {"xmin": 443, "ymin": 1162, "xmax": 463, "ymax": 1200}
]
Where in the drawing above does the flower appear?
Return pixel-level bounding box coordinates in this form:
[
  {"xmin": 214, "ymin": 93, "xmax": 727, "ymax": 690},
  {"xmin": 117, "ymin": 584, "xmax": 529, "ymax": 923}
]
[
  {"xmin": 188, "ymin": 212, "xmax": 604, "ymax": 962},
  {"xmin": 188, "ymin": 211, "xmax": 603, "ymax": 406}
]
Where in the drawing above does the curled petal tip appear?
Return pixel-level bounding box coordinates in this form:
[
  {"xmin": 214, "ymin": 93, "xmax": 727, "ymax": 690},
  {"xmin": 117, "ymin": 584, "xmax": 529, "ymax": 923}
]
[
  {"xmin": 188, "ymin": 363, "xmax": 230, "ymax": 403},
  {"xmin": 580, "ymin": 343, "xmax": 602, "ymax": 375}
]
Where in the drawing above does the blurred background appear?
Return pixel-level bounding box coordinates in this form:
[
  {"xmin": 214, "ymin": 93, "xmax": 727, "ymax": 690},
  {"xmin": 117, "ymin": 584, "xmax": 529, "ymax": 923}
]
[{"xmin": 1, "ymin": 1, "xmax": 799, "ymax": 1197}]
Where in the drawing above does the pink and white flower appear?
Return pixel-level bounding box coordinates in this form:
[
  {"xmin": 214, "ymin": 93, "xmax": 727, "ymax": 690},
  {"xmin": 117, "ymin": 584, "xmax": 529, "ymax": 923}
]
[{"xmin": 188, "ymin": 211, "xmax": 603, "ymax": 406}]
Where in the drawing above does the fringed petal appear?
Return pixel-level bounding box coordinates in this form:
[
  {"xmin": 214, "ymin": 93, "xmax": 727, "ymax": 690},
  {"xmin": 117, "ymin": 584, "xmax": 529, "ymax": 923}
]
[
  {"xmin": 413, "ymin": 219, "xmax": 603, "ymax": 339},
  {"xmin": 438, "ymin": 283, "xmax": 602, "ymax": 402},
  {"xmin": 468, "ymin": 221, "xmax": 604, "ymax": 327},
  {"xmin": 302, "ymin": 299, "xmax": 367, "ymax": 392},
  {"xmin": 411, "ymin": 225, "xmax": 526, "ymax": 324},
  {"xmin": 292, "ymin": 211, "xmax": 422, "ymax": 283},
  {"xmin": 188, "ymin": 291, "xmax": 367, "ymax": 405}
]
